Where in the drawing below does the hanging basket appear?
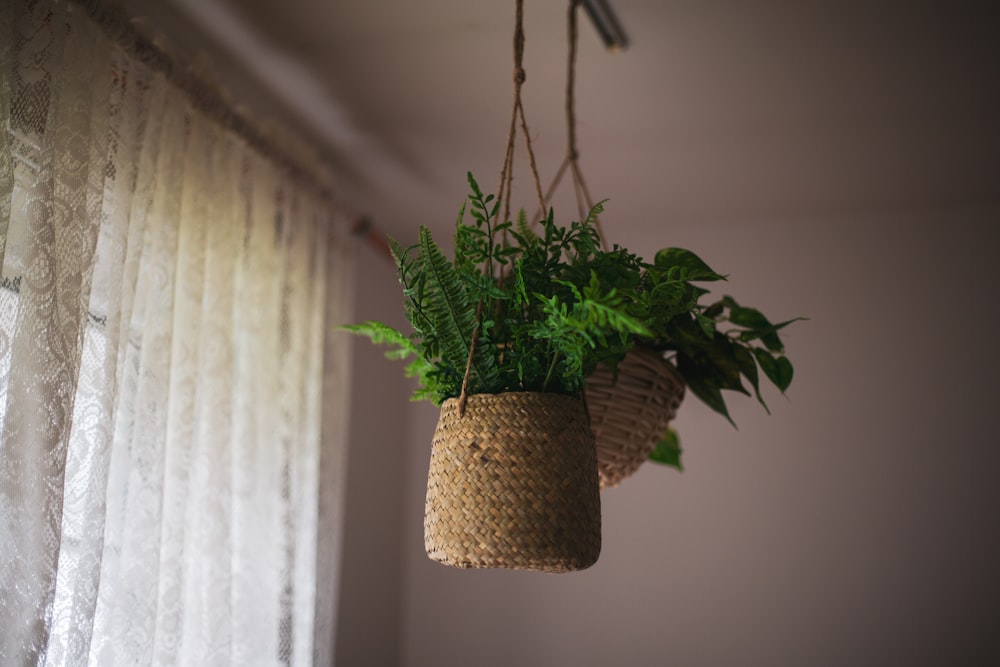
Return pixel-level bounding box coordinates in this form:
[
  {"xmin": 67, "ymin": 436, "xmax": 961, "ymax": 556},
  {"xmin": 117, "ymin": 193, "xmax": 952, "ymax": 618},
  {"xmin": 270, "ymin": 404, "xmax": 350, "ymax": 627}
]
[
  {"xmin": 586, "ymin": 346, "xmax": 686, "ymax": 489},
  {"xmin": 424, "ymin": 392, "xmax": 602, "ymax": 573}
]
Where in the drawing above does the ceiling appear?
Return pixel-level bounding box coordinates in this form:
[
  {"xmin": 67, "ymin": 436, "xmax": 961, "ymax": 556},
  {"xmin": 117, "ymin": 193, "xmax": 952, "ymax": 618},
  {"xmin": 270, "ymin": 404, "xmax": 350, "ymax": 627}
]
[{"xmin": 123, "ymin": 0, "xmax": 998, "ymax": 242}]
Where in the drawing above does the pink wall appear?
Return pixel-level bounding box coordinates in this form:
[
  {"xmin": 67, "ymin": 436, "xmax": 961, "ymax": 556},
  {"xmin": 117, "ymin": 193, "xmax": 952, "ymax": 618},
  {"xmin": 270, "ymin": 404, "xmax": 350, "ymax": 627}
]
[{"xmin": 335, "ymin": 246, "xmax": 411, "ymax": 665}]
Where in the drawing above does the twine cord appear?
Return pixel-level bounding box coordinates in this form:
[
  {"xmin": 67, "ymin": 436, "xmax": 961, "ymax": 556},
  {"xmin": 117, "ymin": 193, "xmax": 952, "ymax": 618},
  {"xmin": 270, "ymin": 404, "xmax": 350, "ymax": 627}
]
[
  {"xmin": 494, "ymin": 0, "xmax": 548, "ymax": 224},
  {"xmin": 460, "ymin": 0, "xmax": 548, "ymax": 414},
  {"xmin": 460, "ymin": 0, "xmax": 613, "ymax": 412},
  {"xmin": 539, "ymin": 0, "xmax": 608, "ymax": 250}
]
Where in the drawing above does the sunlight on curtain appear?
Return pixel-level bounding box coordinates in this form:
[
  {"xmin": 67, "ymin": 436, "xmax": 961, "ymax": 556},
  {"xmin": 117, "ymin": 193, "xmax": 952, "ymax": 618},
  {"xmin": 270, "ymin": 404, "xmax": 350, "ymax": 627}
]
[{"xmin": 0, "ymin": 2, "xmax": 354, "ymax": 665}]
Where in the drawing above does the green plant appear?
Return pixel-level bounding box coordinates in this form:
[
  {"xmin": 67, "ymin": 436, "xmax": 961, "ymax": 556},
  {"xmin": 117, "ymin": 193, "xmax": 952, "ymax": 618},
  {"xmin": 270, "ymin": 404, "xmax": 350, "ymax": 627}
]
[
  {"xmin": 578, "ymin": 239, "xmax": 802, "ymax": 472},
  {"xmin": 345, "ymin": 173, "xmax": 650, "ymax": 405},
  {"xmin": 594, "ymin": 245, "xmax": 803, "ymax": 427},
  {"xmin": 347, "ymin": 173, "xmax": 802, "ymax": 453}
]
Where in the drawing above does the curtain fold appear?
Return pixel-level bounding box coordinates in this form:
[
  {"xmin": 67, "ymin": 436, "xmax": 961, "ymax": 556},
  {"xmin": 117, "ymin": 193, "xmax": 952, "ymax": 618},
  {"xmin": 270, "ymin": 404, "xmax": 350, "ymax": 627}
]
[{"xmin": 0, "ymin": 2, "xmax": 353, "ymax": 665}]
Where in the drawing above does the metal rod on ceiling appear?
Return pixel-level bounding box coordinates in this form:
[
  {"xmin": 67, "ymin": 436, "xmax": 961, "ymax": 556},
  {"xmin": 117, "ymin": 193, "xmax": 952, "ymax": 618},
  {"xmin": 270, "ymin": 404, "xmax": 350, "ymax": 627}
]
[{"xmin": 580, "ymin": 0, "xmax": 629, "ymax": 51}]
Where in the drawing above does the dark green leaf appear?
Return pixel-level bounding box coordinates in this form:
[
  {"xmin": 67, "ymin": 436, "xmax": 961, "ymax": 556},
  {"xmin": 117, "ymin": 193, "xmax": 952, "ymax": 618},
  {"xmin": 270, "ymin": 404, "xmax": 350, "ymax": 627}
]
[
  {"xmin": 703, "ymin": 300, "xmax": 724, "ymax": 319},
  {"xmin": 466, "ymin": 171, "xmax": 483, "ymax": 198},
  {"xmin": 702, "ymin": 335, "xmax": 748, "ymax": 393},
  {"xmin": 728, "ymin": 305, "xmax": 771, "ymax": 330},
  {"xmin": 654, "ymin": 247, "xmax": 725, "ymax": 281},
  {"xmin": 678, "ymin": 355, "xmax": 736, "ymax": 427},
  {"xmin": 733, "ymin": 344, "xmax": 768, "ymax": 413},
  {"xmin": 752, "ymin": 348, "xmax": 780, "ymax": 388},
  {"xmin": 695, "ymin": 313, "xmax": 716, "ymax": 338},
  {"xmin": 649, "ymin": 428, "xmax": 683, "ymax": 471},
  {"xmin": 775, "ymin": 356, "xmax": 794, "ymax": 391}
]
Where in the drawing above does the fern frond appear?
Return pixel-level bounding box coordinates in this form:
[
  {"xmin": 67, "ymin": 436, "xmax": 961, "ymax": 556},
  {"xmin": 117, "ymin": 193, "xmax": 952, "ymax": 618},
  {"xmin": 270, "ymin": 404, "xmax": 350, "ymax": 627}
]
[
  {"xmin": 582, "ymin": 200, "xmax": 607, "ymax": 228},
  {"xmin": 417, "ymin": 226, "xmax": 498, "ymax": 394},
  {"xmin": 386, "ymin": 237, "xmax": 407, "ymax": 268},
  {"xmin": 342, "ymin": 321, "xmax": 435, "ymax": 395},
  {"xmin": 342, "ymin": 320, "xmax": 410, "ymax": 348}
]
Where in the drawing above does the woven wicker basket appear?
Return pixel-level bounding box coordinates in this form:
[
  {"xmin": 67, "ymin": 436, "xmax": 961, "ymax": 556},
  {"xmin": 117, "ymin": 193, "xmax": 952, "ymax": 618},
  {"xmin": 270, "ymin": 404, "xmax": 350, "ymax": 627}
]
[
  {"xmin": 586, "ymin": 346, "xmax": 686, "ymax": 489},
  {"xmin": 424, "ymin": 392, "xmax": 601, "ymax": 572}
]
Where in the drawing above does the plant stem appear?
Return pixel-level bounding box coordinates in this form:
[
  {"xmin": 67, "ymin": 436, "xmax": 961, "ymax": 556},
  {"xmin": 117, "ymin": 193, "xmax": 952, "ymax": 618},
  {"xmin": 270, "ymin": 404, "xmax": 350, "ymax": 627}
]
[
  {"xmin": 484, "ymin": 193, "xmax": 495, "ymax": 287},
  {"xmin": 542, "ymin": 350, "xmax": 561, "ymax": 392}
]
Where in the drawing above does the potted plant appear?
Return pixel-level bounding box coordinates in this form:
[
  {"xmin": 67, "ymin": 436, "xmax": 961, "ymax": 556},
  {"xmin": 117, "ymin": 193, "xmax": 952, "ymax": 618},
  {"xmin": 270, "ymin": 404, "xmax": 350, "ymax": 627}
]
[
  {"xmin": 349, "ymin": 173, "xmax": 801, "ymax": 569},
  {"xmin": 585, "ymin": 245, "xmax": 801, "ymax": 487},
  {"xmin": 347, "ymin": 173, "xmax": 650, "ymax": 572}
]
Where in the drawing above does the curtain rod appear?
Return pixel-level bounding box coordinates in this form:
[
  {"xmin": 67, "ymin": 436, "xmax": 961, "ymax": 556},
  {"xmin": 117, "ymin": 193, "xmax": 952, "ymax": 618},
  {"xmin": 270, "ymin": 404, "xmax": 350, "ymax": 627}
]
[{"xmin": 350, "ymin": 217, "xmax": 393, "ymax": 261}]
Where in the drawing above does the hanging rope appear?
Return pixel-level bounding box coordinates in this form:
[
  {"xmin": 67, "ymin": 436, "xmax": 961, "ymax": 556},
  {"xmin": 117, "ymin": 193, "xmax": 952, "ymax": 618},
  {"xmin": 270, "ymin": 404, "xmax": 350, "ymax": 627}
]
[
  {"xmin": 460, "ymin": 0, "xmax": 611, "ymax": 414},
  {"xmin": 539, "ymin": 0, "xmax": 608, "ymax": 250},
  {"xmin": 463, "ymin": 0, "xmax": 552, "ymax": 415},
  {"xmin": 495, "ymin": 0, "xmax": 548, "ymax": 224}
]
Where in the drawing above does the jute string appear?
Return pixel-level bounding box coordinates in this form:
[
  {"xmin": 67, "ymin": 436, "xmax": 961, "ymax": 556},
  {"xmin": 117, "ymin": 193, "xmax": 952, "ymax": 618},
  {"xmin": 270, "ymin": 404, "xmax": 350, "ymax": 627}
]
[
  {"xmin": 496, "ymin": 0, "xmax": 548, "ymax": 226},
  {"xmin": 539, "ymin": 0, "xmax": 607, "ymax": 250},
  {"xmin": 458, "ymin": 0, "xmax": 615, "ymax": 414},
  {"xmin": 458, "ymin": 0, "xmax": 548, "ymax": 415}
]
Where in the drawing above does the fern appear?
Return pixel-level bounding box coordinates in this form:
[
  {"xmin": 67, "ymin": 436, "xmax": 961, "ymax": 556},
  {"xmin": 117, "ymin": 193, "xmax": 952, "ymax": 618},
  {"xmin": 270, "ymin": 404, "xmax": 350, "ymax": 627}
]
[
  {"xmin": 346, "ymin": 173, "xmax": 802, "ymax": 425},
  {"xmin": 415, "ymin": 226, "xmax": 498, "ymax": 396},
  {"xmin": 341, "ymin": 321, "xmax": 437, "ymax": 400}
]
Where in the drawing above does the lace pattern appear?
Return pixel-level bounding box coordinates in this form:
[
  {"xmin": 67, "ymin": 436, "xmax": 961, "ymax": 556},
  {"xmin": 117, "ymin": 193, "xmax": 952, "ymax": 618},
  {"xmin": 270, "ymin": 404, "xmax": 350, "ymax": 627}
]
[{"xmin": 0, "ymin": 2, "xmax": 352, "ymax": 664}]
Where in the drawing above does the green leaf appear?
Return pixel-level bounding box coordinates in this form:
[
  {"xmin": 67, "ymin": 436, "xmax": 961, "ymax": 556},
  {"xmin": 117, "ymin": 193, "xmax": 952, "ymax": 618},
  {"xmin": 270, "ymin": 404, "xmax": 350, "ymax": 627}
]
[
  {"xmin": 703, "ymin": 300, "xmax": 724, "ymax": 319},
  {"xmin": 654, "ymin": 247, "xmax": 726, "ymax": 281},
  {"xmin": 417, "ymin": 226, "xmax": 498, "ymax": 393},
  {"xmin": 733, "ymin": 344, "xmax": 769, "ymax": 413},
  {"xmin": 749, "ymin": 348, "xmax": 778, "ymax": 389},
  {"xmin": 737, "ymin": 316, "xmax": 806, "ymax": 351},
  {"xmin": 678, "ymin": 355, "xmax": 735, "ymax": 427},
  {"xmin": 752, "ymin": 348, "xmax": 793, "ymax": 392},
  {"xmin": 728, "ymin": 305, "xmax": 771, "ymax": 330},
  {"xmin": 342, "ymin": 321, "xmax": 436, "ymax": 397},
  {"xmin": 583, "ymin": 200, "xmax": 607, "ymax": 227},
  {"xmin": 695, "ymin": 312, "xmax": 716, "ymax": 338},
  {"xmin": 775, "ymin": 356, "xmax": 794, "ymax": 392},
  {"xmin": 703, "ymin": 334, "xmax": 748, "ymax": 394},
  {"xmin": 386, "ymin": 236, "xmax": 407, "ymax": 267},
  {"xmin": 340, "ymin": 320, "xmax": 409, "ymax": 347},
  {"xmin": 466, "ymin": 171, "xmax": 484, "ymax": 198},
  {"xmin": 649, "ymin": 428, "xmax": 683, "ymax": 471},
  {"xmin": 725, "ymin": 298, "xmax": 806, "ymax": 353}
]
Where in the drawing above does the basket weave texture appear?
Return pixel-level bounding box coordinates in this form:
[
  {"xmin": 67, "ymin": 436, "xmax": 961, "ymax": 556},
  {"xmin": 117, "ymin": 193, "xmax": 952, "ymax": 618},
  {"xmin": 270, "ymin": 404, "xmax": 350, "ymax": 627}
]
[
  {"xmin": 586, "ymin": 346, "xmax": 686, "ymax": 489},
  {"xmin": 424, "ymin": 392, "xmax": 601, "ymax": 572}
]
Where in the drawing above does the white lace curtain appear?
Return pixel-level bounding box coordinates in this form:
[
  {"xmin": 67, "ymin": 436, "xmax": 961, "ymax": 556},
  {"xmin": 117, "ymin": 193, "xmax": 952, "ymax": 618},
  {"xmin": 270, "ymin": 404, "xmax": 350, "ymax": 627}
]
[{"xmin": 0, "ymin": 1, "xmax": 354, "ymax": 665}]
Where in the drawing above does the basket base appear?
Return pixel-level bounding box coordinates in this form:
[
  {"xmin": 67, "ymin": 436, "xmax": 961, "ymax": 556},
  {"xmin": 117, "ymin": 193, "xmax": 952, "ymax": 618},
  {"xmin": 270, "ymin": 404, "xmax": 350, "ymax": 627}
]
[
  {"xmin": 424, "ymin": 392, "xmax": 602, "ymax": 573},
  {"xmin": 586, "ymin": 347, "xmax": 685, "ymax": 489}
]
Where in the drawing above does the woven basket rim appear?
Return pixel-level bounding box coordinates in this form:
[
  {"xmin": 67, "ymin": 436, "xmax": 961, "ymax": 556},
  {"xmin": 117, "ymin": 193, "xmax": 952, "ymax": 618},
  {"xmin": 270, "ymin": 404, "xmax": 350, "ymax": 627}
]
[
  {"xmin": 439, "ymin": 390, "xmax": 585, "ymax": 411},
  {"xmin": 441, "ymin": 390, "xmax": 584, "ymax": 400}
]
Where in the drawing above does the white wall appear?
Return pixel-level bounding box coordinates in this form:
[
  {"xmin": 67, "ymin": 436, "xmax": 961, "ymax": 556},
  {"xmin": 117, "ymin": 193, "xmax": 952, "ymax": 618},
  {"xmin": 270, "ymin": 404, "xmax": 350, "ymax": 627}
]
[{"xmin": 382, "ymin": 207, "xmax": 1000, "ymax": 666}]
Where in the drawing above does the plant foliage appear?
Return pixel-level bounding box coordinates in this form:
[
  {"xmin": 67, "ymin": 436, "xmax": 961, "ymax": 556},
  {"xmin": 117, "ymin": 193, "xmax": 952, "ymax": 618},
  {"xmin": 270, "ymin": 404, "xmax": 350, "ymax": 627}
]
[
  {"xmin": 625, "ymin": 247, "xmax": 804, "ymax": 428},
  {"xmin": 346, "ymin": 173, "xmax": 648, "ymax": 405},
  {"xmin": 347, "ymin": 173, "xmax": 803, "ymax": 453}
]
